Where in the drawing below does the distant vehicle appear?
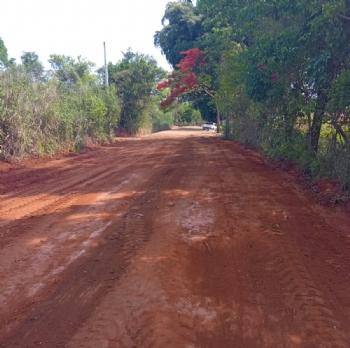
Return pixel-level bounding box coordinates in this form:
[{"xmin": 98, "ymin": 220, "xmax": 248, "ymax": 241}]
[{"xmin": 202, "ymin": 122, "xmax": 217, "ymax": 131}]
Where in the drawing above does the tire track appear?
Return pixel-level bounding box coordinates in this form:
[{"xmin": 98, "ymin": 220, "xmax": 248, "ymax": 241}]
[
  {"xmin": 263, "ymin": 222, "xmax": 349, "ymax": 348},
  {"xmin": 0, "ymin": 141, "xmax": 137, "ymax": 200},
  {"xmin": 0, "ymin": 162, "xmax": 124, "ymax": 240},
  {"xmin": 0, "ymin": 135, "xmax": 188, "ymax": 346},
  {"xmin": 0, "ymin": 141, "xmax": 169, "ymax": 234},
  {"xmin": 2, "ymin": 130, "xmax": 350, "ymax": 347},
  {"xmin": 129, "ymin": 165, "xmax": 197, "ymax": 348},
  {"xmin": 0, "ymin": 192, "xmax": 80, "ymax": 247},
  {"xmin": 214, "ymin": 139, "xmax": 350, "ymax": 347},
  {"xmin": 127, "ymin": 138, "xmax": 225, "ymax": 348},
  {"xmin": 66, "ymin": 138, "xmax": 199, "ymax": 348},
  {"xmin": 0, "ymin": 139, "xmax": 165, "ymax": 215},
  {"xmin": 121, "ymin": 213, "xmax": 148, "ymax": 260},
  {"xmin": 0, "ymin": 155, "xmax": 134, "ymax": 217}
]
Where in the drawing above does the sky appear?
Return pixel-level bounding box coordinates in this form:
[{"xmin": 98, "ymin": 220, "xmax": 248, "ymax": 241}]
[{"xmin": 0, "ymin": 0, "xmax": 172, "ymax": 71}]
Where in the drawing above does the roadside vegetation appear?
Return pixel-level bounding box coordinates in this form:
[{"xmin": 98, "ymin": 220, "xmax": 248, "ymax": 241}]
[
  {"xmin": 0, "ymin": 38, "xmax": 202, "ymax": 159},
  {"xmin": 156, "ymin": 0, "xmax": 350, "ymax": 193}
]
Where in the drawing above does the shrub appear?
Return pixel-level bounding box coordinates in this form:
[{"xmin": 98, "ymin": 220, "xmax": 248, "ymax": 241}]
[{"xmin": 0, "ymin": 66, "xmax": 121, "ymax": 159}]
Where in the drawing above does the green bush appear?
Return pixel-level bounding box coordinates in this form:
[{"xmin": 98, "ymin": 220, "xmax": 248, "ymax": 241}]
[{"xmin": 0, "ymin": 66, "xmax": 121, "ymax": 159}]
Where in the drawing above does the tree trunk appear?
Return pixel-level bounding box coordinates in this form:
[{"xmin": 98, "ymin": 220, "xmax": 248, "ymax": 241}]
[
  {"xmin": 216, "ymin": 103, "xmax": 221, "ymax": 133},
  {"xmin": 226, "ymin": 111, "xmax": 231, "ymax": 138},
  {"xmin": 310, "ymin": 112, "xmax": 323, "ymax": 153},
  {"xmin": 333, "ymin": 121, "xmax": 348, "ymax": 145},
  {"xmin": 310, "ymin": 92, "xmax": 327, "ymax": 153},
  {"xmin": 307, "ymin": 112, "xmax": 312, "ymax": 150}
]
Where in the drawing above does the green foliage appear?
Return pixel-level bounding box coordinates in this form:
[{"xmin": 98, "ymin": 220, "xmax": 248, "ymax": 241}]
[
  {"xmin": 0, "ymin": 37, "xmax": 15, "ymax": 70},
  {"xmin": 0, "ymin": 37, "xmax": 10, "ymax": 70},
  {"xmin": 49, "ymin": 55, "xmax": 95, "ymax": 84},
  {"xmin": 191, "ymin": 109, "xmax": 202, "ymax": 123},
  {"xmin": 176, "ymin": 103, "xmax": 202, "ymax": 123},
  {"xmin": 21, "ymin": 52, "xmax": 44, "ymax": 82},
  {"xmin": 326, "ymin": 70, "xmax": 350, "ymax": 113},
  {"xmin": 156, "ymin": 0, "xmax": 350, "ymax": 187},
  {"xmin": 154, "ymin": 2, "xmax": 203, "ymax": 68},
  {"xmin": 102, "ymin": 49, "xmax": 166, "ymax": 134},
  {"xmin": 0, "ymin": 43, "xmax": 173, "ymax": 159},
  {"xmin": 0, "ymin": 65, "xmax": 120, "ymax": 158},
  {"xmin": 147, "ymin": 97, "xmax": 175, "ymax": 133}
]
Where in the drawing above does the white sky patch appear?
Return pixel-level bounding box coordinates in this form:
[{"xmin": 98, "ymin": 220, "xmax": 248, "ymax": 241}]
[{"xmin": 0, "ymin": 0, "xmax": 172, "ymax": 71}]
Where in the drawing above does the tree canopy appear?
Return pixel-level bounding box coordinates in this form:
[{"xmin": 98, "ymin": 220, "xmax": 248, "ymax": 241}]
[
  {"xmin": 21, "ymin": 52, "xmax": 44, "ymax": 82},
  {"xmin": 102, "ymin": 49, "xmax": 167, "ymax": 134},
  {"xmin": 49, "ymin": 55, "xmax": 96, "ymax": 84},
  {"xmin": 155, "ymin": 0, "xmax": 350, "ymax": 186},
  {"xmin": 154, "ymin": 1, "xmax": 203, "ymax": 68},
  {"xmin": 0, "ymin": 37, "xmax": 13, "ymax": 70}
]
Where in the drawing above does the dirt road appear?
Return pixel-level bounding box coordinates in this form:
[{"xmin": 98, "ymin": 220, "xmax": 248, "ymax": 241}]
[{"xmin": 0, "ymin": 127, "xmax": 349, "ymax": 347}]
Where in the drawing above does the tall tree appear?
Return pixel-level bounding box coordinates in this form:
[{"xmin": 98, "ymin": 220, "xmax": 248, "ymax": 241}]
[
  {"xmin": 195, "ymin": 0, "xmax": 350, "ymax": 152},
  {"xmin": 21, "ymin": 52, "xmax": 44, "ymax": 81},
  {"xmin": 154, "ymin": 1, "xmax": 203, "ymax": 68},
  {"xmin": 103, "ymin": 50, "xmax": 166, "ymax": 134},
  {"xmin": 157, "ymin": 48, "xmax": 222, "ymax": 130}
]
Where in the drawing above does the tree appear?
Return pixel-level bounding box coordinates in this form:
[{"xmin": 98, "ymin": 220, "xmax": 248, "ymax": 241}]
[
  {"xmin": 157, "ymin": 48, "xmax": 222, "ymax": 131},
  {"xmin": 0, "ymin": 37, "xmax": 13, "ymax": 70},
  {"xmin": 102, "ymin": 49, "xmax": 166, "ymax": 134},
  {"xmin": 21, "ymin": 52, "xmax": 44, "ymax": 81},
  {"xmin": 194, "ymin": 0, "xmax": 350, "ymax": 151},
  {"xmin": 49, "ymin": 54, "xmax": 95, "ymax": 84},
  {"xmin": 155, "ymin": 1, "xmax": 238, "ymax": 123},
  {"xmin": 154, "ymin": 1, "xmax": 203, "ymax": 68}
]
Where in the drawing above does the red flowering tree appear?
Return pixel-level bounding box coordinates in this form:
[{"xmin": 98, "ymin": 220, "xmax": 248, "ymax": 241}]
[
  {"xmin": 156, "ymin": 48, "xmax": 221, "ymax": 132},
  {"xmin": 156, "ymin": 48, "xmax": 204, "ymax": 107}
]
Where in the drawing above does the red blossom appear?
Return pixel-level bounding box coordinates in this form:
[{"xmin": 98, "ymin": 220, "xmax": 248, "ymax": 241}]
[
  {"xmin": 156, "ymin": 81, "xmax": 169, "ymax": 90},
  {"xmin": 257, "ymin": 63, "xmax": 265, "ymax": 70},
  {"xmin": 159, "ymin": 48, "xmax": 205, "ymax": 108},
  {"xmin": 176, "ymin": 48, "xmax": 205, "ymax": 73}
]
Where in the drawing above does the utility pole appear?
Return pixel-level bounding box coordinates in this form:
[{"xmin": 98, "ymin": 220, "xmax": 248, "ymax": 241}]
[{"xmin": 103, "ymin": 42, "xmax": 108, "ymax": 87}]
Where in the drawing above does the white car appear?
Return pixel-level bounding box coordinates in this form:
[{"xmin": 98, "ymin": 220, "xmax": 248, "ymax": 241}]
[{"xmin": 202, "ymin": 122, "xmax": 217, "ymax": 131}]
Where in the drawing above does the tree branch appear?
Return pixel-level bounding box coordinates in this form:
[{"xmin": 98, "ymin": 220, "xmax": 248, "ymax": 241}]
[
  {"xmin": 337, "ymin": 13, "xmax": 350, "ymax": 22},
  {"xmin": 203, "ymin": 87, "xmax": 214, "ymax": 98}
]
